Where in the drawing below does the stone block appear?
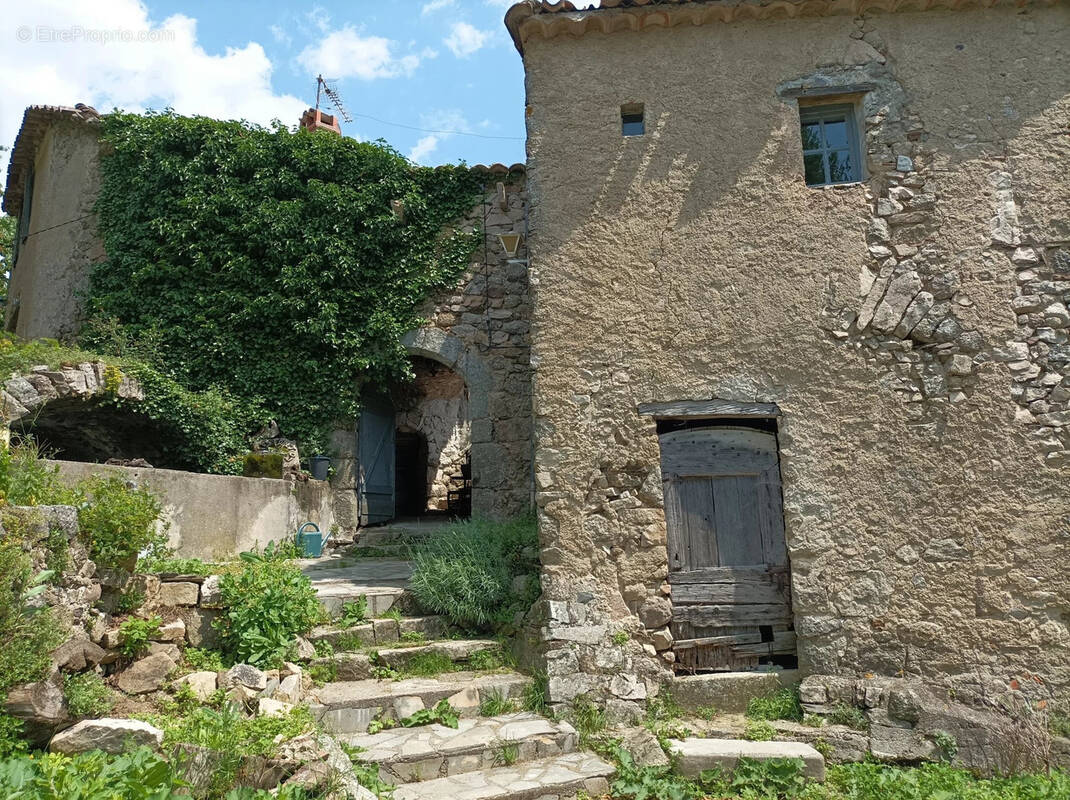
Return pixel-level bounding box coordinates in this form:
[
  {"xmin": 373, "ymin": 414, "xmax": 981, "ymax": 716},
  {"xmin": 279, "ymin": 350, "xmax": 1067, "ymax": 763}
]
[
  {"xmin": 116, "ymin": 653, "xmax": 176, "ymax": 694},
  {"xmin": 672, "ymin": 671, "xmax": 800, "ymax": 714},
  {"xmin": 50, "ymin": 718, "xmax": 163, "ymax": 755},
  {"xmin": 670, "ymin": 738, "xmax": 825, "ymax": 781},
  {"xmin": 157, "ymin": 581, "xmax": 200, "ymax": 607},
  {"xmin": 175, "ymin": 671, "xmax": 218, "ymax": 701}
]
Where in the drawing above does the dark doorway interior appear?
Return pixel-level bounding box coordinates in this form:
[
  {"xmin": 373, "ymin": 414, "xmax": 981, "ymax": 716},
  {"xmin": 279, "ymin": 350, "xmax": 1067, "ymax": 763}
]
[{"xmin": 394, "ymin": 430, "xmax": 429, "ymax": 518}]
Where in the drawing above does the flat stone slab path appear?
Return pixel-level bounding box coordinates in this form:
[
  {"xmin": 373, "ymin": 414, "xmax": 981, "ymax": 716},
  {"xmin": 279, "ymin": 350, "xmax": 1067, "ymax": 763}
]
[
  {"xmin": 346, "ymin": 712, "xmax": 577, "ymax": 783},
  {"xmin": 299, "ymin": 557, "xmax": 412, "ymax": 615},
  {"xmin": 669, "ymin": 738, "xmax": 826, "ymax": 780},
  {"xmin": 391, "ymin": 751, "xmax": 614, "ymax": 800}
]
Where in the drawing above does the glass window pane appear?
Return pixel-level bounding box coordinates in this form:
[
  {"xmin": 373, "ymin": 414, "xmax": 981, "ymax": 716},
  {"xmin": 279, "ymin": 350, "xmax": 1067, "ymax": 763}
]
[
  {"xmin": 800, "ymin": 122, "xmax": 821, "ymax": 151},
  {"xmin": 822, "ymin": 119, "xmax": 849, "ymax": 149},
  {"xmin": 804, "ymin": 153, "xmax": 826, "ymax": 186},
  {"xmin": 828, "ymin": 150, "xmax": 854, "ymax": 183}
]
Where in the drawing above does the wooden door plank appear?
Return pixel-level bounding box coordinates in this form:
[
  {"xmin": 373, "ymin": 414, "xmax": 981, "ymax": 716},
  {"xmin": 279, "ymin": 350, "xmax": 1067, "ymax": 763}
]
[
  {"xmin": 672, "ymin": 633, "xmax": 764, "ymax": 650},
  {"xmin": 671, "ymin": 579, "xmax": 789, "ymax": 606},
  {"xmin": 732, "ymin": 631, "xmax": 797, "ymax": 657},
  {"xmin": 758, "ymin": 467, "xmax": 789, "ymax": 568},
  {"xmin": 674, "ymin": 603, "xmax": 793, "ymax": 627},
  {"xmin": 712, "ymin": 475, "xmax": 764, "ymax": 566},
  {"xmin": 663, "ymin": 479, "xmax": 689, "ymax": 572},
  {"xmin": 679, "ymin": 477, "xmax": 717, "ymax": 570},
  {"xmin": 669, "ymin": 566, "xmax": 787, "ymax": 584}
]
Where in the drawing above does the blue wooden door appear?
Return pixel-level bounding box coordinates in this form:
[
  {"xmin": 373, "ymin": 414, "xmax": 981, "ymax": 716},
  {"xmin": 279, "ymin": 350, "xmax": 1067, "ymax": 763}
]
[{"xmin": 358, "ymin": 394, "xmax": 395, "ymax": 525}]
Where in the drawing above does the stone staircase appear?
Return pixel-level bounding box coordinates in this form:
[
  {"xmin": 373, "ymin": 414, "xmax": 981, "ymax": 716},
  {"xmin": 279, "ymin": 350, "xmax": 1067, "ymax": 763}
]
[
  {"xmin": 343, "ymin": 713, "xmax": 613, "ymax": 800},
  {"xmin": 299, "ymin": 546, "xmax": 613, "ymax": 798}
]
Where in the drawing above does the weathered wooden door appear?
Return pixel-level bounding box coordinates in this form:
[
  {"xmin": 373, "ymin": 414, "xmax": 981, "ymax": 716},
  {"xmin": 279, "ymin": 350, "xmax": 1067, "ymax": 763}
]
[
  {"xmin": 659, "ymin": 426, "xmax": 793, "ymax": 671},
  {"xmin": 358, "ymin": 394, "xmax": 395, "ymax": 526}
]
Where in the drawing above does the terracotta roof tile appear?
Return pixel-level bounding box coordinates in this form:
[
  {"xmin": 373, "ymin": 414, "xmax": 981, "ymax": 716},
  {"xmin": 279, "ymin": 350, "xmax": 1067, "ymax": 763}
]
[
  {"xmin": 504, "ymin": 0, "xmax": 1063, "ymax": 54},
  {"xmin": 3, "ymin": 104, "xmax": 99, "ymax": 216}
]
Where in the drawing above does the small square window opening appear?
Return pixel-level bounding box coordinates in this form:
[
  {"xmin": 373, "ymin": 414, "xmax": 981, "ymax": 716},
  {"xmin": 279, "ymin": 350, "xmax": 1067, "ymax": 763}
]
[
  {"xmin": 799, "ymin": 103, "xmax": 861, "ymax": 187},
  {"xmin": 621, "ymin": 104, "xmax": 644, "ymax": 137}
]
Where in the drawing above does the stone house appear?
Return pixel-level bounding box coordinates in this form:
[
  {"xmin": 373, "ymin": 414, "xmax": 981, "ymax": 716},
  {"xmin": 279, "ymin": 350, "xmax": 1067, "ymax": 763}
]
[
  {"xmin": 1, "ymin": 106, "xmax": 533, "ymax": 526},
  {"xmin": 4, "ymin": 0, "xmax": 1070, "ymax": 734},
  {"xmin": 507, "ymin": 0, "xmax": 1070, "ymax": 713}
]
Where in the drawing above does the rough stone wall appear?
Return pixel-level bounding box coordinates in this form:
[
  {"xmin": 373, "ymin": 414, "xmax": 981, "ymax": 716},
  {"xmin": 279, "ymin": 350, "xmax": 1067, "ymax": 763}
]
[
  {"xmin": 333, "ymin": 176, "xmax": 534, "ymax": 526},
  {"xmin": 5, "ymin": 120, "xmax": 102, "ymax": 340},
  {"xmin": 522, "ymin": 5, "xmax": 1070, "ymax": 711},
  {"xmin": 395, "ymin": 360, "xmax": 470, "ymax": 512}
]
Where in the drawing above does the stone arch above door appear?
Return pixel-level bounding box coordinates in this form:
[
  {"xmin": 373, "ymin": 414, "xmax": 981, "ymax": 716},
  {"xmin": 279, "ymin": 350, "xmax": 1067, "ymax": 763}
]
[{"xmin": 400, "ymin": 327, "xmax": 491, "ymax": 419}]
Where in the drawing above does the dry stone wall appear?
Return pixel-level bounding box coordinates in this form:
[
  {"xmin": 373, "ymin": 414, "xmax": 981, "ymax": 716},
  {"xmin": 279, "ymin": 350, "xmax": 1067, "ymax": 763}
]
[{"xmin": 522, "ymin": 4, "xmax": 1070, "ymax": 716}]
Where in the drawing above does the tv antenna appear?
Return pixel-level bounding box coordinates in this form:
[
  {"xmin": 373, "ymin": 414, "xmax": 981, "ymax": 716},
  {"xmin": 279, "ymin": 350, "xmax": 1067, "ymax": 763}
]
[{"xmin": 315, "ymin": 74, "xmax": 353, "ymax": 124}]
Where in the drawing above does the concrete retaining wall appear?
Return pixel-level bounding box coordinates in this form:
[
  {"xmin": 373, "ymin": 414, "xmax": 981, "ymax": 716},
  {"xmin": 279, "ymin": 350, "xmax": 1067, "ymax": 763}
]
[{"xmin": 48, "ymin": 460, "xmax": 333, "ymax": 560}]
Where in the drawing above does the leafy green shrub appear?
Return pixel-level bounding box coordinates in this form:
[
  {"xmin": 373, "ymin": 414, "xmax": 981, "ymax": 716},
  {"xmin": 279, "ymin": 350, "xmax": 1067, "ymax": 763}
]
[
  {"xmin": 0, "ymin": 747, "xmax": 183, "ymax": 798},
  {"xmin": 746, "ymin": 685, "xmax": 803, "ymax": 722},
  {"xmin": 826, "ymin": 701, "xmax": 869, "ymax": 731},
  {"xmin": 0, "ymin": 437, "xmax": 79, "ymax": 507},
  {"xmin": 116, "ymin": 588, "xmax": 145, "ymax": 614},
  {"xmin": 823, "ymin": 761, "xmax": 1070, "ymax": 799},
  {"xmin": 76, "ymin": 475, "xmax": 163, "ymax": 570},
  {"xmin": 63, "ymin": 672, "xmax": 115, "ymax": 718},
  {"xmin": 0, "ymin": 714, "xmax": 27, "ymax": 758},
  {"xmin": 802, "ymin": 712, "xmax": 825, "ymax": 728},
  {"xmin": 0, "ymin": 537, "xmax": 64, "ymax": 697},
  {"xmin": 88, "ymin": 110, "xmax": 484, "ymax": 451},
  {"xmin": 216, "ymin": 552, "xmax": 321, "ymax": 666},
  {"xmin": 119, "ymin": 616, "xmax": 162, "ymax": 658},
  {"xmin": 408, "ymin": 516, "xmax": 539, "ymax": 629}
]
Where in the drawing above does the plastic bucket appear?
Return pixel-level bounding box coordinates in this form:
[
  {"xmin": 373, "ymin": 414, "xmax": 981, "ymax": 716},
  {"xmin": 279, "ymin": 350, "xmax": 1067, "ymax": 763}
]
[{"xmin": 309, "ymin": 456, "xmax": 330, "ymax": 481}]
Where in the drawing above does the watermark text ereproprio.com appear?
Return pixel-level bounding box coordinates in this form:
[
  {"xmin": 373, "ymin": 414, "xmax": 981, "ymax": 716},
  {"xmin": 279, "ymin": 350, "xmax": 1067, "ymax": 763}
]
[{"xmin": 16, "ymin": 26, "xmax": 175, "ymax": 45}]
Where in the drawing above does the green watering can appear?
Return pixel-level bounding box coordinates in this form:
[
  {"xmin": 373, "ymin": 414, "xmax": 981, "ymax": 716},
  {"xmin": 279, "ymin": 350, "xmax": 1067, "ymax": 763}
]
[{"xmin": 296, "ymin": 522, "xmax": 329, "ymax": 558}]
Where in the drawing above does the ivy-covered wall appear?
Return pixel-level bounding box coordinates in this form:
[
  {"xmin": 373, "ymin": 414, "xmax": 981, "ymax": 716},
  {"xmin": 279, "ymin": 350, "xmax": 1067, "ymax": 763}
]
[{"xmin": 80, "ymin": 111, "xmax": 484, "ymax": 454}]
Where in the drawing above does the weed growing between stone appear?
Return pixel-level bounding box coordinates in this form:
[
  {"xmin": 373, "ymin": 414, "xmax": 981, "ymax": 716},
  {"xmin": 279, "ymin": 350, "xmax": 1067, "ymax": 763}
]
[
  {"xmin": 744, "ymin": 719, "xmax": 777, "ymax": 741},
  {"xmin": 746, "ymin": 685, "xmax": 804, "ymax": 723},
  {"xmin": 337, "ymin": 597, "xmax": 369, "ymax": 627},
  {"xmin": 366, "ymin": 699, "xmax": 459, "ymax": 735},
  {"xmin": 825, "ymin": 702, "xmax": 869, "ymax": 732},
  {"xmin": 118, "ymin": 616, "xmax": 162, "ymax": 658},
  {"xmin": 570, "ymin": 695, "xmax": 608, "ymax": 742},
  {"xmin": 480, "ymin": 688, "xmax": 521, "ymax": 717}
]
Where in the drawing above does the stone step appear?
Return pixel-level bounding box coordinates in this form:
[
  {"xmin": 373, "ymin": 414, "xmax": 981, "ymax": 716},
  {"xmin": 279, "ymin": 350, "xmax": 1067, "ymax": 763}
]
[
  {"xmin": 391, "ymin": 752, "xmax": 614, "ymax": 800},
  {"xmin": 671, "ymin": 669, "xmax": 801, "ymax": 714},
  {"xmin": 310, "ymin": 640, "xmax": 501, "ymax": 682},
  {"xmin": 344, "ymin": 712, "xmax": 577, "ymax": 783},
  {"xmin": 311, "ymin": 671, "xmax": 531, "ymax": 734},
  {"xmin": 668, "ymin": 738, "xmax": 826, "ymax": 781},
  {"xmin": 309, "ymin": 616, "xmax": 449, "ymax": 649},
  {"xmin": 299, "ymin": 557, "xmax": 413, "ymax": 616},
  {"xmin": 377, "ymin": 639, "xmax": 502, "ymax": 669}
]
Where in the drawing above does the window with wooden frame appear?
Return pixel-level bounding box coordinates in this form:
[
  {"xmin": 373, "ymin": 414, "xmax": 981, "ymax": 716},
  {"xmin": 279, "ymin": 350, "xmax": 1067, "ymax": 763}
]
[{"xmin": 799, "ymin": 104, "xmax": 862, "ymax": 187}]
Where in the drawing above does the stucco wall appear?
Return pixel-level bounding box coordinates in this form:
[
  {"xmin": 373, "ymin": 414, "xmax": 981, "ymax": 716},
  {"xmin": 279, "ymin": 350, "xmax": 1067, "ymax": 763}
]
[
  {"xmin": 49, "ymin": 459, "xmax": 333, "ymax": 559},
  {"xmin": 6, "ymin": 120, "xmax": 101, "ymax": 340},
  {"xmin": 522, "ymin": 4, "xmax": 1070, "ymax": 711}
]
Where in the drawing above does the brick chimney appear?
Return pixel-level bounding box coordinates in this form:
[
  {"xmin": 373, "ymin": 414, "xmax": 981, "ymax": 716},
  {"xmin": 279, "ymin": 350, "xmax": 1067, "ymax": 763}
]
[{"xmin": 300, "ymin": 108, "xmax": 341, "ymax": 135}]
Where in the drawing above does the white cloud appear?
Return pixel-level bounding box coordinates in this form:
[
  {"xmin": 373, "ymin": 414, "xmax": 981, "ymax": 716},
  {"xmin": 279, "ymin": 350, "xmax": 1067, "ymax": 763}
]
[
  {"xmin": 306, "ymin": 7, "xmax": 331, "ymax": 33},
  {"xmin": 297, "ymin": 26, "xmax": 429, "ymax": 80},
  {"xmin": 0, "ymin": 0, "xmax": 308, "ymax": 183},
  {"xmin": 406, "ymin": 109, "xmax": 471, "ymax": 165},
  {"xmin": 443, "ymin": 22, "xmax": 491, "ymax": 59},
  {"xmin": 422, "ymin": 0, "xmax": 456, "ymax": 15},
  {"xmin": 269, "ymin": 24, "xmax": 290, "ymax": 46},
  {"xmin": 408, "ymin": 135, "xmax": 439, "ymax": 164}
]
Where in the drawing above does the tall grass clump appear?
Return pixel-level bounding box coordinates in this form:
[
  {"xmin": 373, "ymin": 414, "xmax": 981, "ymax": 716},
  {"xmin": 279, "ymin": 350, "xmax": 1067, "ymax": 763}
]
[{"xmin": 408, "ymin": 516, "xmax": 539, "ymax": 630}]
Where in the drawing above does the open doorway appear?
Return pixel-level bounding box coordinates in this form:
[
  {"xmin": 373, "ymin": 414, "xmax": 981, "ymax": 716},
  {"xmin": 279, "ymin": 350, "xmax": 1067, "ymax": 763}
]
[{"xmin": 358, "ymin": 357, "xmax": 472, "ymax": 525}]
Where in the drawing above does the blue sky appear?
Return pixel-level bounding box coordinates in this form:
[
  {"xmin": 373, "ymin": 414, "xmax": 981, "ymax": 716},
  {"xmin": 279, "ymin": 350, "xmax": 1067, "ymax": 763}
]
[{"xmin": 1, "ymin": 0, "xmax": 539, "ymax": 183}]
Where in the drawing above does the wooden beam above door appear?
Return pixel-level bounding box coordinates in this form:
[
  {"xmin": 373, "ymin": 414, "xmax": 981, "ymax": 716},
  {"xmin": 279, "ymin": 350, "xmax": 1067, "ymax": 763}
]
[{"xmin": 638, "ymin": 399, "xmax": 780, "ymax": 418}]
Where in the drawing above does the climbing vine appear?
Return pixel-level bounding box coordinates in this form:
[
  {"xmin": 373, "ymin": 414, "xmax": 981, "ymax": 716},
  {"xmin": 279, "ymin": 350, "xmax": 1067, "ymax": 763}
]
[{"xmin": 83, "ymin": 110, "xmax": 483, "ymax": 452}]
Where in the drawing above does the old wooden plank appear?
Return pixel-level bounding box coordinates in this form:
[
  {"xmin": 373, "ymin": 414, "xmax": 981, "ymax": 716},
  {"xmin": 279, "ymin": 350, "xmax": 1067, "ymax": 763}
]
[
  {"xmin": 663, "ymin": 479, "xmax": 689, "ymax": 573},
  {"xmin": 671, "ymin": 579, "xmax": 788, "ymax": 606},
  {"xmin": 639, "ymin": 399, "xmax": 780, "ymax": 418},
  {"xmin": 669, "ymin": 566, "xmax": 788, "ymax": 584},
  {"xmin": 674, "ymin": 604, "xmax": 793, "ymax": 627},
  {"xmin": 672, "ymin": 633, "xmax": 763, "ymax": 650},
  {"xmin": 713, "ymin": 475, "xmax": 764, "ymax": 566},
  {"xmin": 679, "ymin": 477, "xmax": 717, "ymax": 570},
  {"xmin": 732, "ymin": 631, "xmax": 797, "ymax": 657},
  {"xmin": 758, "ymin": 467, "xmax": 789, "ymax": 568},
  {"xmin": 659, "ymin": 428, "xmax": 777, "ymax": 477}
]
